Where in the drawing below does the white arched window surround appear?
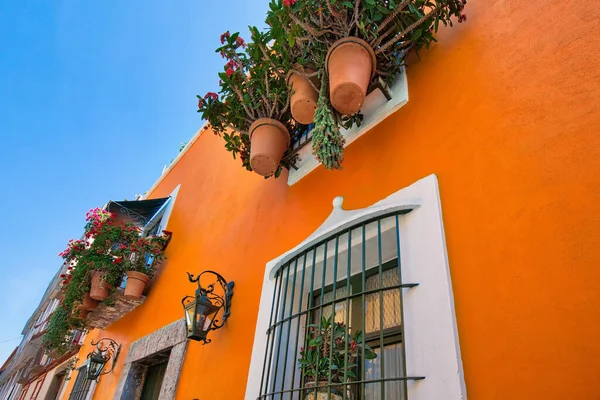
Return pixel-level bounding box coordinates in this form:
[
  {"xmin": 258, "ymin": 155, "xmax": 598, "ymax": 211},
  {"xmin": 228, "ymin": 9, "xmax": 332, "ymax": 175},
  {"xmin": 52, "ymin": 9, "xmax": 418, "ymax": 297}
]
[{"xmin": 245, "ymin": 174, "xmax": 467, "ymax": 400}]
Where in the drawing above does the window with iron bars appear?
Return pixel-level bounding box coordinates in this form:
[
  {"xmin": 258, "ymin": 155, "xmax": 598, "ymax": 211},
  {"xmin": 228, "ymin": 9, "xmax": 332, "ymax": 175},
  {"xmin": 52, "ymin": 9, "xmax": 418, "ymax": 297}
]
[
  {"xmin": 68, "ymin": 366, "xmax": 93, "ymax": 400},
  {"xmin": 258, "ymin": 212, "xmax": 423, "ymax": 400}
]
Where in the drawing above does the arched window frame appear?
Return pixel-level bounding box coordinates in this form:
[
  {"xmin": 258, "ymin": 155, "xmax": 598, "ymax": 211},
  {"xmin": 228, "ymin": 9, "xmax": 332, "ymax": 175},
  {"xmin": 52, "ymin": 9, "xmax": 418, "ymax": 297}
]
[{"xmin": 245, "ymin": 175, "xmax": 467, "ymax": 400}]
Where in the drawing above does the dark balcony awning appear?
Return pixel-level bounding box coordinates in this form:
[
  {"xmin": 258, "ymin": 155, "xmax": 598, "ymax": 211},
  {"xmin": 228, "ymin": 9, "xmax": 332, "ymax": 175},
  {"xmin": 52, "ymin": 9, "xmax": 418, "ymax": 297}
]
[{"xmin": 107, "ymin": 197, "xmax": 170, "ymax": 228}]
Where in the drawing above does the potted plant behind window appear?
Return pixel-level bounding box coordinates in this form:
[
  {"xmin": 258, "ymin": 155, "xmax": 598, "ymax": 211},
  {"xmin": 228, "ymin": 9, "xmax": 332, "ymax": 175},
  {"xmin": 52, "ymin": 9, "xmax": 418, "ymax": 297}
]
[
  {"xmin": 299, "ymin": 316, "xmax": 377, "ymax": 400},
  {"xmin": 197, "ymin": 28, "xmax": 299, "ymax": 178},
  {"xmin": 267, "ymin": 0, "xmax": 467, "ymax": 169}
]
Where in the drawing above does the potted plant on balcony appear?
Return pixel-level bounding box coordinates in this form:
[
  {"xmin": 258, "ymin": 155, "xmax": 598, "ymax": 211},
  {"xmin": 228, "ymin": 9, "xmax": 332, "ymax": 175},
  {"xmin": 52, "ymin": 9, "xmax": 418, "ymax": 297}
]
[
  {"xmin": 79, "ymin": 208, "xmax": 140, "ymax": 300},
  {"xmin": 197, "ymin": 28, "xmax": 300, "ymax": 178},
  {"xmin": 299, "ymin": 316, "xmax": 377, "ymax": 399},
  {"xmin": 122, "ymin": 232, "xmax": 171, "ymax": 299},
  {"xmin": 266, "ymin": 0, "xmax": 466, "ymax": 169}
]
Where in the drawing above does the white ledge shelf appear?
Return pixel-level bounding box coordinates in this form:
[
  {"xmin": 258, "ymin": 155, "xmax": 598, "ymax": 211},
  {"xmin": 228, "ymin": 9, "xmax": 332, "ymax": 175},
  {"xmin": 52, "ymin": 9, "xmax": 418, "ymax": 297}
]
[{"xmin": 288, "ymin": 68, "xmax": 409, "ymax": 185}]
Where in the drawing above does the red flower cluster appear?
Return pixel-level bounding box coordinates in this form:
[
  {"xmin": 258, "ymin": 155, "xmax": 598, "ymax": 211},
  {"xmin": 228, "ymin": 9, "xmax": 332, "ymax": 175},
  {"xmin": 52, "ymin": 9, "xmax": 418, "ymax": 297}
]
[
  {"xmin": 225, "ymin": 60, "xmax": 239, "ymax": 77},
  {"xmin": 236, "ymin": 37, "xmax": 246, "ymax": 49},
  {"xmin": 204, "ymin": 92, "xmax": 218, "ymax": 100},
  {"xmin": 58, "ymin": 239, "xmax": 87, "ymax": 260},
  {"xmin": 220, "ymin": 31, "xmax": 231, "ymax": 44},
  {"xmin": 60, "ymin": 271, "xmax": 73, "ymax": 291},
  {"xmin": 282, "ymin": 0, "xmax": 296, "ymax": 6}
]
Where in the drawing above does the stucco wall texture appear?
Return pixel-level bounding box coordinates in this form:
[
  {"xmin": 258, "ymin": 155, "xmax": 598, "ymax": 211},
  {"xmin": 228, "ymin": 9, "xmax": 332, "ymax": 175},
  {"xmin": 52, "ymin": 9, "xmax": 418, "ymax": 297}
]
[{"xmin": 62, "ymin": 0, "xmax": 600, "ymax": 399}]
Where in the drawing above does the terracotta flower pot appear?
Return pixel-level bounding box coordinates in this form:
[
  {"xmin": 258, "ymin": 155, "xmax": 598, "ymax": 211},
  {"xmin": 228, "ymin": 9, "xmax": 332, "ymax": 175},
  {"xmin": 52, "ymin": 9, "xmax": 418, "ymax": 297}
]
[
  {"xmin": 77, "ymin": 306, "xmax": 90, "ymax": 320},
  {"xmin": 90, "ymin": 271, "xmax": 110, "ymax": 301},
  {"xmin": 288, "ymin": 68, "xmax": 319, "ymax": 125},
  {"xmin": 82, "ymin": 292, "xmax": 99, "ymax": 311},
  {"xmin": 249, "ymin": 118, "xmax": 290, "ymax": 177},
  {"xmin": 326, "ymin": 36, "xmax": 376, "ymax": 116},
  {"xmin": 124, "ymin": 271, "xmax": 151, "ymax": 299}
]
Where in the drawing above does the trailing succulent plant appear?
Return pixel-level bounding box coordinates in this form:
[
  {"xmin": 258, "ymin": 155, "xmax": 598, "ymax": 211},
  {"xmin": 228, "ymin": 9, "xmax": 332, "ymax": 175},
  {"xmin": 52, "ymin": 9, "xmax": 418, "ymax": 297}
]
[{"xmin": 311, "ymin": 78, "xmax": 345, "ymax": 170}]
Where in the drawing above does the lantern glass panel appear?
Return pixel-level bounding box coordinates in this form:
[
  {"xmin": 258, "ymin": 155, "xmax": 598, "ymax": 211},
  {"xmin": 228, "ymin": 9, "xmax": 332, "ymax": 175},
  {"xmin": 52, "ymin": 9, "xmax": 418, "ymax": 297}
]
[
  {"xmin": 184, "ymin": 301, "xmax": 196, "ymax": 335},
  {"xmin": 195, "ymin": 298, "xmax": 219, "ymax": 332},
  {"xmin": 88, "ymin": 352, "xmax": 107, "ymax": 379}
]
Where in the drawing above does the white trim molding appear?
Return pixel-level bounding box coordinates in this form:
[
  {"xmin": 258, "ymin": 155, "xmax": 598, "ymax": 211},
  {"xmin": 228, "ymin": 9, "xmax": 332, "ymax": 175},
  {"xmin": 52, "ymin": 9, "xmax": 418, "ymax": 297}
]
[
  {"xmin": 245, "ymin": 174, "xmax": 467, "ymax": 400},
  {"xmin": 288, "ymin": 69, "xmax": 409, "ymax": 185}
]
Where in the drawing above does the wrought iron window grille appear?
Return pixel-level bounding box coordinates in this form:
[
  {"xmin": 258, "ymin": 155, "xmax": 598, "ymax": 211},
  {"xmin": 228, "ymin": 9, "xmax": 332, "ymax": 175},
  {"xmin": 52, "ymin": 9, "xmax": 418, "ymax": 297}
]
[{"xmin": 258, "ymin": 212, "xmax": 424, "ymax": 400}]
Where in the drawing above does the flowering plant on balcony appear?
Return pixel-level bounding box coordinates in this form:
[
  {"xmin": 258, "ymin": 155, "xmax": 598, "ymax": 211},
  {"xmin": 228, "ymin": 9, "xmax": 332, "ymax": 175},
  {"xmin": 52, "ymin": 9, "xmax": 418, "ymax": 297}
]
[
  {"xmin": 298, "ymin": 316, "xmax": 377, "ymax": 388},
  {"xmin": 197, "ymin": 28, "xmax": 300, "ymax": 178},
  {"xmin": 264, "ymin": 0, "xmax": 466, "ymax": 169},
  {"xmin": 43, "ymin": 208, "xmax": 171, "ymax": 354}
]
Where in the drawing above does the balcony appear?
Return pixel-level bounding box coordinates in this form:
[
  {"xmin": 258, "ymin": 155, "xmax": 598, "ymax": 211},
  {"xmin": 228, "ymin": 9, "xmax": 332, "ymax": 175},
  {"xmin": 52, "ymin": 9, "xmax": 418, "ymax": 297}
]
[
  {"xmin": 287, "ymin": 70, "xmax": 408, "ymax": 185},
  {"xmin": 85, "ymin": 288, "xmax": 146, "ymax": 329}
]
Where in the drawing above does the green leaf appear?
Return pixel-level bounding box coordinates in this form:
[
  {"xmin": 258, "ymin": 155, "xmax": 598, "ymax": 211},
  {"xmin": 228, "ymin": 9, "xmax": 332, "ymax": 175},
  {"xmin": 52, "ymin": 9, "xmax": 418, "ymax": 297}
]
[{"xmin": 363, "ymin": 348, "xmax": 378, "ymax": 359}]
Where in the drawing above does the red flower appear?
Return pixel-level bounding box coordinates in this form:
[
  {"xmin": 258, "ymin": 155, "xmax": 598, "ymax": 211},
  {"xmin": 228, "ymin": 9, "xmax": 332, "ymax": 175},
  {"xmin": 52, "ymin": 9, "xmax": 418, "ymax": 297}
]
[
  {"xmin": 226, "ymin": 67, "xmax": 235, "ymax": 77},
  {"xmin": 220, "ymin": 31, "xmax": 230, "ymax": 44},
  {"xmin": 236, "ymin": 37, "xmax": 246, "ymax": 48},
  {"xmin": 282, "ymin": 0, "xmax": 296, "ymax": 6},
  {"xmin": 204, "ymin": 92, "xmax": 218, "ymax": 101}
]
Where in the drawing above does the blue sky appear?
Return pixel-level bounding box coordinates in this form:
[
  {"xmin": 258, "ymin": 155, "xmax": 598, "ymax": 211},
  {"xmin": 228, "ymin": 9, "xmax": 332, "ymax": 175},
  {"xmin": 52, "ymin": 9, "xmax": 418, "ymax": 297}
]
[{"xmin": 0, "ymin": 0, "xmax": 268, "ymax": 365}]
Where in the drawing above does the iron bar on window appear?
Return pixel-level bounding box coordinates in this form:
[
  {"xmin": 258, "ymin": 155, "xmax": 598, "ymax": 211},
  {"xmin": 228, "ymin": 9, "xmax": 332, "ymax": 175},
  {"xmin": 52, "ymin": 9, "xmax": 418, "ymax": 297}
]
[{"xmin": 259, "ymin": 212, "xmax": 420, "ymax": 400}]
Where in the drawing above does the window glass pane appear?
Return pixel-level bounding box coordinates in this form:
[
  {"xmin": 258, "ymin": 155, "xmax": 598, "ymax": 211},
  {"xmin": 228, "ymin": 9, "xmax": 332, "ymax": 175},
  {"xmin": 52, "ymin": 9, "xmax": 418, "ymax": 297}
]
[
  {"xmin": 314, "ymin": 286, "xmax": 350, "ymax": 325},
  {"xmin": 364, "ymin": 343, "xmax": 406, "ymax": 400},
  {"xmin": 365, "ymin": 267, "xmax": 401, "ymax": 333}
]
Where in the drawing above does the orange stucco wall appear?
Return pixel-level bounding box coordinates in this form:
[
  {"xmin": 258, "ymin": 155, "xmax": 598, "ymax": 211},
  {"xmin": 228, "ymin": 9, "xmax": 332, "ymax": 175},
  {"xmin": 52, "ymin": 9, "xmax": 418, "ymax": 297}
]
[{"xmin": 63, "ymin": 1, "xmax": 600, "ymax": 399}]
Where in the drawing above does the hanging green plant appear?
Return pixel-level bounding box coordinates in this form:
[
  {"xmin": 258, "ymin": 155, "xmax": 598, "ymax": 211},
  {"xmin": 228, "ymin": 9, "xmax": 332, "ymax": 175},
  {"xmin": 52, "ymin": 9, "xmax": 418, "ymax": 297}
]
[
  {"xmin": 311, "ymin": 77, "xmax": 345, "ymax": 170},
  {"xmin": 41, "ymin": 306, "xmax": 78, "ymax": 357}
]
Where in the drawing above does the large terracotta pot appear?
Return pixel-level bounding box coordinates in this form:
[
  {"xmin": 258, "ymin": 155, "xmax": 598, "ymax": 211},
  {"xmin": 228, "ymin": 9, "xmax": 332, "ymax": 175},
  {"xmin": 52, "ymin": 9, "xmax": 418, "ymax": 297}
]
[
  {"xmin": 90, "ymin": 271, "xmax": 110, "ymax": 301},
  {"xmin": 82, "ymin": 292, "xmax": 99, "ymax": 311},
  {"xmin": 124, "ymin": 271, "xmax": 151, "ymax": 299},
  {"xmin": 304, "ymin": 381, "xmax": 344, "ymax": 400},
  {"xmin": 326, "ymin": 36, "xmax": 376, "ymax": 116},
  {"xmin": 288, "ymin": 68, "xmax": 319, "ymax": 124},
  {"xmin": 249, "ymin": 118, "xmax": 290, "ymax": 177},
  {"xmin": 75, "ymin": 305, "xmax": 90, "ymax": 320}
]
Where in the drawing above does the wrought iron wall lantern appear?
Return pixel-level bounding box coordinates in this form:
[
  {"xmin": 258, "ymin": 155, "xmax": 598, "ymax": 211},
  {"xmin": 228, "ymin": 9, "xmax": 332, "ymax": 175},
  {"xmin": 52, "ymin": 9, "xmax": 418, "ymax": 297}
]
[
  {"xmin": 86, "ymin": 338, "xmax": 121, "ymax": 381},
  {"xmin": 182, "ymin": 271, "xmax": 234, "ymax": 344}
]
